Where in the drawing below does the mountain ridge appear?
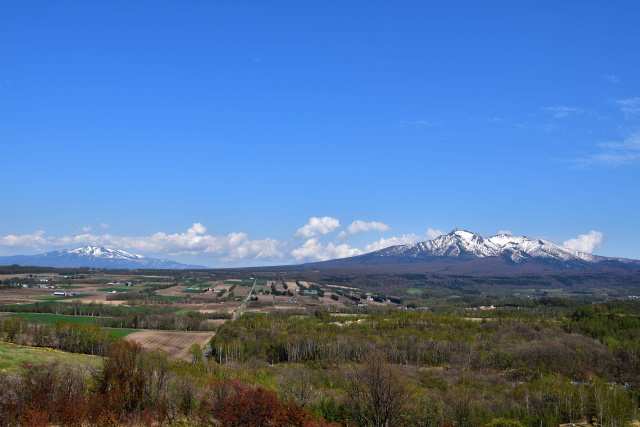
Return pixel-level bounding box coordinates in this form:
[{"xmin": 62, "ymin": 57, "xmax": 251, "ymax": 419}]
[
  {"xmin": 0, "ymin": 245, "xmax": 207, "ymax": 270},
  {"xmin": 300, "ymin": 229, "xmax": 640, "ymax": 271}
]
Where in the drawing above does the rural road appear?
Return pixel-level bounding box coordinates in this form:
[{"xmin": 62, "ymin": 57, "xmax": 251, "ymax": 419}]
[{"xmin": 232, "ymin": 279, "xmax": 256, "ymax": 320}]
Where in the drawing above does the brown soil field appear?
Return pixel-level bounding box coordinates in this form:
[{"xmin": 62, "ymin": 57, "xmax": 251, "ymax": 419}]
[
  {"xmin": 231, "ymin": 286, "xmax": 250, "ymax": 296},
  {"xmin": 74, "ymin": 296, "xmax": 123, "ymax": 305},
  {"xmin": 0, "ymin": 274, "xmax": 32, "ymax": 280},
  {"xmin": 125, "ymin": 330, "xmax": 214, "ymax": 361},
  {"xmin": 155, "ymin": 285, "xmax": 192, "ymax": 297},
  {"xmin": 198, "ymin": 302, "xmax": 242, "ymax": 313},
  {"xmin": 0, "ymin": 289, "xmax": 59, "ymax": 300}
]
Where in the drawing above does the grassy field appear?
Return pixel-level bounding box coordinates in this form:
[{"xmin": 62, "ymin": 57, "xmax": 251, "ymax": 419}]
[
  {"xmin": 407, "ymin": 288, "xmax": 424, "ymax": 295},
  {"xmin": 0, "ymin": 342, "xmax": 103, "ymax": 374},
  {"xmin": 149, "ymin": 295, "xmax": 185, "ymax": 302},
  {"xmin": 7, "ymin": 313, "xmax": 114, "ymax": 326},
  {"xmin": 0, "ymin": 301, "xmax": 63, "ymax": 310},
  {"xmin": 5, "ymin": 314, "xmax": 138, "ymax": 337},
  {"xmin": 102, "ymin": 328, "xmax": 138, "ymax": 338},
  {"xmin": 55, "ymin": 285, "xmax": 83, "ymax": 289},
  {"xmin": 30, "ymin": 294, "xmax": 92, "ymax": 301}
]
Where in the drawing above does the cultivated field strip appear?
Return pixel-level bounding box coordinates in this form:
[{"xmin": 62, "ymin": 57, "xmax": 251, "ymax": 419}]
[{"xmin": 125, "ymin": 330, "xmax": 213, "ymax": 360}]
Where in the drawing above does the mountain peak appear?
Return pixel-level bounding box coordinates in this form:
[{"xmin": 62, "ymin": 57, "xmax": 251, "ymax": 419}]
[
  {"xmin": 0, "ymin": 246, "xmax": 207, "ymax": 269},
  {"xmin": 66, "ymin": 246, "xmax": 146, "ymax": 260},
  {"xmin": 303, "ymin": 229, "xmax": 639, "ymax": 270}
]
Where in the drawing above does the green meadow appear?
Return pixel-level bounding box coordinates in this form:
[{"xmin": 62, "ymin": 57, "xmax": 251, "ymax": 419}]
[{"xmin": 0, "ymin": 342, "xmax": 103, "ymax": 374}]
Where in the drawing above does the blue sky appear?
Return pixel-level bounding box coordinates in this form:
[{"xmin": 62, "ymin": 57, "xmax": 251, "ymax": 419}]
[{"xmin": 1, "ymin": 1, "xmax": 639, "ymax": 267}]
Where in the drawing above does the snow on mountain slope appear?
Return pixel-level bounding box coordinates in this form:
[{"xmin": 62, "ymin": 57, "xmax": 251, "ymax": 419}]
[
  {"xmin": 65, "ymin": 246, "xmax": 146, "ymax": 259},
  {"xmin": 377, "ymin": 229, "xmax": 604, "ymax": 263},
  {"xmin": 0, "ymin": 246, "xmax": 206, "ymax": 269},
  {"xmin": 305, "ymin": 229, "xmax": 639, "ymax": 270}
]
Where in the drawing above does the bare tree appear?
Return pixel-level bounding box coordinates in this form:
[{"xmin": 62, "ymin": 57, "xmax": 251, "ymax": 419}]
[
  {"xmin": 346, "ymin": 351, "xmax": 410, "ymax": 427},
  {"xmin": 278, "ymin": 364, "xmax": 315, "ymax": 407}
]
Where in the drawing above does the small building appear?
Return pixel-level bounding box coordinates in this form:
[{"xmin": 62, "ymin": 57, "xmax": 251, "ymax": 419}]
[{"xmin": 53, "ymin": 292, "xmax": 67, "ymax": 296}]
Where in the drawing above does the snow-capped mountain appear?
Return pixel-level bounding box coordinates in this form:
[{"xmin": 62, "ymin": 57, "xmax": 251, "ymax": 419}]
[
  {"xmin": 0, "ymin": 246, "xmax": 207, "ymax": 270},
  {"xmin": 304, "ymin": 229, "xmax": 640, "ymax": 270}
]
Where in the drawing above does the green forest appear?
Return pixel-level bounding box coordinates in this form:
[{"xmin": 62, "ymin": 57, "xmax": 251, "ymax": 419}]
[{"xmin": 1, "ymin": 298, "xmax": 639, "ymax": 426}]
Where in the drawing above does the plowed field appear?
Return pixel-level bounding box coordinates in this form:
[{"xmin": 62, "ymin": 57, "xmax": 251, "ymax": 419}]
[{"xmin": 125, "ymin": 330, "xmax": 213, "ymax": 360}]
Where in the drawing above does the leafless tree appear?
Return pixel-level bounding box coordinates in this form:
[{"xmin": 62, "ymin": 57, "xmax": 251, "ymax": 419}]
[
  {"xmin": 278, "ymin": 364, "xmax": 315, "ymax": 407},
  {"xmin": 345, "ymin": 351, "xmax": 410, "ymax": 427}
]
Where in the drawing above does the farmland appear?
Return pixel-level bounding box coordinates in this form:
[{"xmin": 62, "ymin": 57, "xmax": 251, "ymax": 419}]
[
  {"xmin": 1, "ymin": 266, "xmax": 639, "ymax": 426},
  {"xmin": 124, "ymin": 330, "xmax": 213, "ymax": 360},
  {"xmin": 6, "ymin": 312, "xmax": 116, "ymax": 325},
  {"xmin": 96, "ymin": 285, "xmax": 154, "ymax": 292}
]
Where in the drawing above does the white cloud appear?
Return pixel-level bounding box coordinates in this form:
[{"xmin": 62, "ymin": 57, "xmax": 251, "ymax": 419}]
[
  {"xmin": 572, "ymin": 133, "xmax": 640, "ymax": 168},
  {"xmin": 563, "ymin": 230, "xmax": 604, "ymax": 254},
  {"xmin": 74, "ymin": 226, "xmax": 92, "ymax": 235},
  {"xmin": 425, "ymin": 228, "xmax": 444, "ymax": 240},
  {"xmin": 99, "ymin": 223, "xmax": 110, "ymax": 229},
  {"xmin": 604, "ymin": 75, "xmax": 619, "ymax": 83},
  {"xmin": 570, "ymin": 132, "xmax": 640, "ymax": 169},
  {"xmin": 363, "ymin": 228, "xmax": 444, "ymax": 253},
  {"xmin": 542, "ymin": 106, "xmax": 582, "ymax": 118},
  {"xmin": 291, "ymin": 238, "xmax": 363, "ymax": 262},
  {"xmin": 498, "ymin": 229, "xmax": 512, "ymax": 236},
  {"xmin": 187, "ymin": 223, "xmax": 207, "ymax": 235},
  {"xmin": 616, "ymin": 97, "xmax": 640, "ymax": 116},
  {"xmin": 398, "ymin": 119, "xmax": 437, "ymax": 127},
  {"xmin": 223, "ymin": 237, "xmax": 286, "ymax": 262},
  {"xmin": 0, "ymin": 223, "xmax": 286, "ymax": 261},
  {"xmin": 295, "ymin": 217, "xmax": 340, "ymax": 238},
  {"xmin": 337, "ymin": 220, "xmax": 390, "ymax": 238},
  {"xmin": 364, "ymin": 234, "xmax": 421, "ymax": 252},
  {"xmin": 0, "ymin": 231, "xmax": 49, "ymax": 249}
]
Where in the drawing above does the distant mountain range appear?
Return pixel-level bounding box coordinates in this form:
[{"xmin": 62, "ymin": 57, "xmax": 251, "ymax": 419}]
[
  {"xmin": 2, "ymin": 230, "xmax": 639, "ymax": 272},
  {"xmin": 300, "ymin": 229, "xmax": 640, "ymax": 272},
  {"xmin": 0, "ymin": 246, "xmax": 206, "ymax": 270}
]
